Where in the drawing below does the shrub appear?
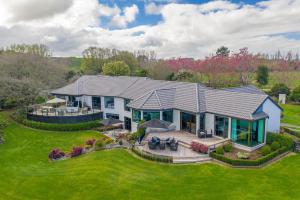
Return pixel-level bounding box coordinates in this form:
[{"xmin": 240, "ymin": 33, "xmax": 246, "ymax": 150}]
[
  {"xmin": 85, "ymin": 138, "xmax": 96, "ymax": 146},
  {"xmin": 236, "ymin": 152, "xmax": 250, "ymax": 159},
  {"xmin": 95, "ymin": 139, "xmax": 105, "ymax": 149},
  {"xmin": 210, "ymin": 146, "xmax": 289, "ymax": 166},
  {"xmin": 49, "ymin": 148, "xmax": 65, "ymax": 160},
  {"xmin": 271, "ymin": 141, "xmax": 281, "ymax": 151},
  {"xmin": 216, "ymin": 146, "xmax": 224, "ymax": 155},
  {"xmin": 223, "ymin": 143, "xmax": 233, "ymax": 152},
  {"xmin": 103, "ymin": 137, "xmax": 114, "ymax": 144},
  {"xmin": 191, "ymin": 142, "xmax": 209, "ymax": 154},
  {"xmin": 132, "ymin": 147, "xmax": 173, "ymax": 163},
  {"xmin": 270, "ymin": 83, "xmax": 290, "ymax": 97},
  {"xmin": 119, "ymin": 140, "xmax": 123, "ymax": 145},
  {"xmin": 12, "ymin": 112, "xmax": 100, "ymax": 131},
  {"xmin": 260, "ymin": 145, "xmax": 271, "ymax": 156},
  {"xmin": 266, "ymin": 132, "xmax": 294, "ymax": 149},
  {"xmin": 70, "ymin": 147, "xmax": 83, "ymax": 158}
]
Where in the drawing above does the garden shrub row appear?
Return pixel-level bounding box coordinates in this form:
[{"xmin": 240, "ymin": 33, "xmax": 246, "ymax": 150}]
[
  {"xmin": 132, "ymin": 147, "xmax": 173, "ymax": 163},
  {"xmin": 13, "ymin": 115, "xmax": 100, "ymax": 131},
  {"xmin": 210, "ymin": 146, "xmax": 289, "ymax": 166},
  {"xmin": 266, "ymin": 132, "xmax": 294, "ymax": 149},
  {"xmin": 282, "ymin": 127, "xmax": 300, "ymax": 139},
  {"xmin": 11, "ymin": 109, "xmax": 101, "ymax": 131}
]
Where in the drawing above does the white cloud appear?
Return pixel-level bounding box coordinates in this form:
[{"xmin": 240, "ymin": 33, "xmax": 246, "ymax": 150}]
[
  {"xmin": 109, "ymin": 4, "xmax": 139, "ymax": 28},
  {"xmin": 0, "ymin": 0, "xmax": 300, "ymax": 58},
  {"xmin": 145, "ymin": 2, "xmax": 164, "ymax": 15}
]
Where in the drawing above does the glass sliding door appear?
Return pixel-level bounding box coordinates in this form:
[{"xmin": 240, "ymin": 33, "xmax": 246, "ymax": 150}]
[
  {"xmin": 215, "ymin": 116, "xmax": 229, "ymax": 138},
  {"xmin": 231, "ymin": 118, "xmax": 265, "ymax": 147},
  {"xmin": 181, "ymin": 112, "xmax": 196, "ymax": 134},
  {"xmin": 143, "ymin": 111, "xmax": 160, "ymax": 121},
  {"xmin": 92, "ymin": 96, "xmax": 101, "ymax": 109}
]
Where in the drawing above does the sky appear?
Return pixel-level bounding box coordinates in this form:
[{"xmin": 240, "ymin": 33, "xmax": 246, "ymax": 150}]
[{"xmin": 0, "ymin": 0, "xmax": 300, "ymax": 58}]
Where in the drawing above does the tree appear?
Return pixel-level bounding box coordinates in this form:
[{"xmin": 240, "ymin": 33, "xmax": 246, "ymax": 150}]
[
  {"xmin": 270, "ymin": 83, "xmax": 290, "ymax": 97},
  {"xmin": 172, "ymin": 69, "xmax": 194, "ymax": 81},
  {"xmin": 102, "ymin": 61, "xmax": 131, "ymax": 76},
  {"xmin": 216, "ymin": 46, "xmax": 230, "ymax": 57},
  {"xmin": 135, "ymin": 68, "xmax": 148, "ymax": 77},
  {"xmin": 256, "ymin": 65, "xmax": 269, "ymax": 85},
  {"xmin": 289, "ymin": 85, "xmax": 300, "ymax": 102}
]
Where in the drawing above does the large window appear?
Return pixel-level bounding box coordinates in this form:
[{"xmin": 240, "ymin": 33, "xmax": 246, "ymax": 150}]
[
  {"xmin": 200, "ymin": 114, "xmax": 205, "ymax": 132},
  {"xmin": 231, "ymin": 119, "xmax": 265, "ymax": 147},
  {"xmin": 92, "ymin": 96, "xmax": 101, "ymax": 109},
  {"xmin": 132, "ymin": 110, "xmax": 141, "ymax": 122},
  {"xmin": 215, "ymin": 116, "xmax": 229, "ymax": 138},
  {"xmin": 143, "ymin": 111, "xmax": 160, "ymax": 121},
  {"xmin": 163, "ymin": 110, "xmax": 173, "ymax": 122},
  {"xmin": 106, "ymin": 113, "xmax": 119, "ymax": 119},
  {"xmin": 124, "ymin": 99, "xmax": 131, "ymax": 112},
  {"xmin": 104, "ymin": 97, "xmax": 114, "ymax": 109}
]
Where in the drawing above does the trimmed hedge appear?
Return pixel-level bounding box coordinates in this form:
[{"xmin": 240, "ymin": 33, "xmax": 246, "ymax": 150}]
[
  {"xmin": 14, "ymin": 117, "xmax": 100, "ymax": 131},
  {"xmin": 282, "ymin": 127, "xmax": 300, "ymax": 139},
  {"xmin": 266, "ymin": 132, "xmax": 294, "ymax": 149},
  {"xmin": 11, "ymin": 109, "xmax": 102, "ymax": 131},
  {"xmin": 210, "ymin": 146, "xmax": 289, "ymax": 166},
  {"xmin": 132, "ymin": 147, "xmax": 173, "ymax": 163}
]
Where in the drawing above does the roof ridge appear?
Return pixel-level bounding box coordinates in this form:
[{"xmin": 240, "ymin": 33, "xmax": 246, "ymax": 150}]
[
  {"xmin": 154, "ymin": 90, "xmax": 162, "ymax": 109},
  {"xmin": 140, "ymin": 90, "xmax": 155, "ymax": 109}
]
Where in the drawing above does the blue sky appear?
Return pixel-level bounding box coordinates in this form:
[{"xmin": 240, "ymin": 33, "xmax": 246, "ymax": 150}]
[{"xmin": 98, "ymin": 0, "xmax": 262, "ymax": 29}]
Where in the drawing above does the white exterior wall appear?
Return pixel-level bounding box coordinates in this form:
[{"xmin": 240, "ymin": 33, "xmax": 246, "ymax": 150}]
[
  {"xmin": 102, "ymin": 97, "xmax": 130, "ymax": 120},
  {"xmin": 173, "ymin": 109, "xmax": 181, "ymax": 131},
  {"xmin": 205, "ymin": 113, "xmax": 215, "ymax": 134},
  {"xmin": 196, "ymin": 114, "xmax": 200, "ymax": 136},
  {"xmin": 83, "ymin": 96, "xmax": 92, "ymax": 108},
  {"xmin": 262, "ymin": 98, "xmax": 281, "ymax": 133}
]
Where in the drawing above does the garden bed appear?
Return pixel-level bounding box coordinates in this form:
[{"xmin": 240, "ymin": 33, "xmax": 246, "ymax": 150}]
[{"xmin": 210, "ymin": 133, "xmax": 294, "ymax": 167}]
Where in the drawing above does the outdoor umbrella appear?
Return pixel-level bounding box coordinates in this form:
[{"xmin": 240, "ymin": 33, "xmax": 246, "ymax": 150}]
[{"xmin": 46, "ymin": 97, "xmax": 66, "ymax": 104}]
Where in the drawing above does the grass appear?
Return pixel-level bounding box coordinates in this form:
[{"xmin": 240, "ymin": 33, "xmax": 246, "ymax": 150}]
[
  {"xmin": 281, "ymin": 104, "xmax": 300, "ymax": 127},
  {"xmin": 0, "ymin": 112, "xmax": 300, "ymax": 200}
]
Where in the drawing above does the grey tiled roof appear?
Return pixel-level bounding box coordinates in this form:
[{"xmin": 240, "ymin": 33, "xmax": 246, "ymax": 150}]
[
  {"xmin": 204, "ymin": 89, "xmax": 268, "ymax": 120},
  {"xmin": 51, "ymin": 75, "xmax": 271, "ymax": 120},
  {"xmin": 222, "ymin": 85, "xmax": 266, "ymax": 95}
]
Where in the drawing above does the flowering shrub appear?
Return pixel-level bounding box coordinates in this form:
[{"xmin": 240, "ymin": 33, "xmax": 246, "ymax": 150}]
[
  {"xmin": 191, "ymin": 142, "xmax": 209, "ymax": 154},
  {"xmin": 85, "ymin": 138, "xmax": 96, "ymax": 146},
  {"xmin": 48, "ymin": 148, "xmax": 65, "ymax": 160},
  {"xmin": 70, "ymin": 146, "xmax": 83, "ymax": 158}
]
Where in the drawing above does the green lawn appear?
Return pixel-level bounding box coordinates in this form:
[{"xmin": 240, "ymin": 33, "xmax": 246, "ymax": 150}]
[
  {"xmin": 0, "ymin": 112, "xmax": 300, "ymax": 200},
  {"xmin": 281, "ymin": 104, "xmax": 300, "ymax": 127}
]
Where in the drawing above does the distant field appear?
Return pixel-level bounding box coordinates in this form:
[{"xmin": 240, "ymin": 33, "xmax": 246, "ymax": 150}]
[{"xmin": 281, "ymin": 104, "xmax": 300, "ymax": 127}]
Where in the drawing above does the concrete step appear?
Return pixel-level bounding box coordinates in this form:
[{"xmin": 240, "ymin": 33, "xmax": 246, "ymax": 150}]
[
  {"xmin": 173, "ymin": 156, "xmax": 212, "ymax": 164},
  {"xmin": 178, "ymin": 141, "xmax": 191, "ymax": 149}
]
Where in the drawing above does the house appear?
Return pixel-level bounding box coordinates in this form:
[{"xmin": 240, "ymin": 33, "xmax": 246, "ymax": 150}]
[{"xmin": 51, "ymin": 75, "xmax": 282, "ymax": 151}]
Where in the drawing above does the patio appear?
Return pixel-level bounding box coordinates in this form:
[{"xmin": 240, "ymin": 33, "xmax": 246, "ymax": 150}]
[
  {"xmin": 144, "ymin": 131, "xmax": 228, "ymax": 147},
  {"xmin": 137, "ymin": 131, "xmax": 229, "ymax": 162}
]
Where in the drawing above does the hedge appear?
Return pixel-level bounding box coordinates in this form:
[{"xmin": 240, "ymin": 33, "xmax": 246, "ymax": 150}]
[
  {"xmin": 14, "ymin": 117, "xmax": 101, "ymax": 131},
  {"xmin": 132, "ymin": 147, "xmax": 173, "ymax": 163},
  {"xmin": 210, "ymin": 146, "xmax": 289, "ymax": 166},
  {"xmin": 266, "ymin": 132, "xmax": 294, "ymax": 149},
  {"xmin": 282, "ymin": 127, "xmax": 300, "ymax": 139}
]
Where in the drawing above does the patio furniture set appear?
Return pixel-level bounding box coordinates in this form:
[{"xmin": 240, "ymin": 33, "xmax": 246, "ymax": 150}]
[
  {"xmin": 148, "ymin": 136, "xmax": 179, "ymax": 151},
  {"xmin": 198, "ymin": 130, "xmax": 213, "ymax": 138}
]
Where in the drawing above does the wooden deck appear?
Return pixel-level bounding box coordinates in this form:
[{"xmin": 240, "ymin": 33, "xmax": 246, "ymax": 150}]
[{"xmin": 145, "ymin": 131, "xmax": 228, "ymax": 147}]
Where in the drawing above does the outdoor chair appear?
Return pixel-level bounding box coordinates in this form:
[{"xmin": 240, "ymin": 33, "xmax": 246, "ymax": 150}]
[
  {"xmin": 148, "ymin": 137, "xmax": 160, "ymax": 150},
  {"xmin": 198, "ymin": 130, "xmax": 206, "ymax": 138},
  {"xmin": 206, "ymin": 130, "xmax": 213, "ymax": 138},
  {"xmin": 170, "ymin": 140, "xmax": 178, "ymax": 151},
  {"xmin": 159, "ymin": 141, "xmax": 166, "ymax": 150},
  {"xmin": 166, "ymin": 137, "xmax": 175, "ymax": 147}
]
